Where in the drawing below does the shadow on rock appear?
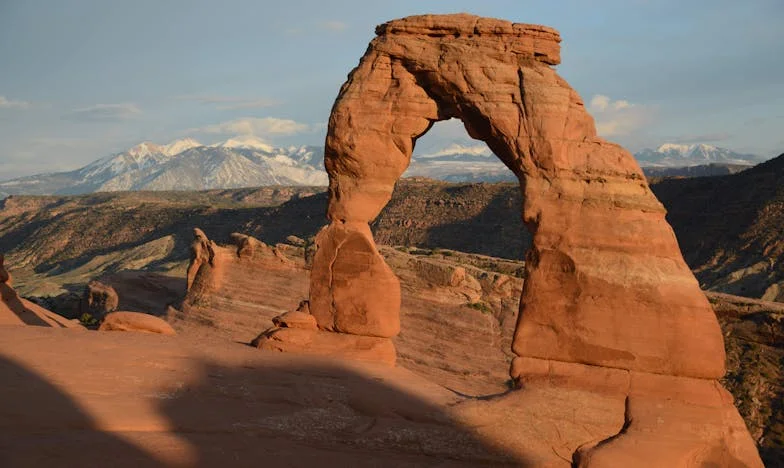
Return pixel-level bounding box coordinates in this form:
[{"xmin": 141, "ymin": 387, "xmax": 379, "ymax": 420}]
[
  {"xmin": 154, "ymin": 358, "xmax": 527, "ymax": 467},
  {"xmin": 0, "ymin": 329, "xmax": 530, "ymax": 467},
  {"xmin": 0, "ymin": 354, "xmax": 165, "ymax": 467}
]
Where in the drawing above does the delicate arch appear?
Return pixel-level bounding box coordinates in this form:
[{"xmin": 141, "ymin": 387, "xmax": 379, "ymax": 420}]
[{"xmin": 307, "ymin": 13, "xmax": 725, "ymax": 380}]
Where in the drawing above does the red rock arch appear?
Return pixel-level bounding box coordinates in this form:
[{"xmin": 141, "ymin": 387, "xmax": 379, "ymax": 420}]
[
  {"xmin": 309, "ymin": 14, "xmax": 725, "ymax": 380},
  {"xmin": 249, "ymin": 14, "xmax": 764, "ymax": 465}
]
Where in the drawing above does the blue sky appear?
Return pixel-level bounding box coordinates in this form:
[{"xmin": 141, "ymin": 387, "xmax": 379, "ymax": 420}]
[{"xmin": 1, "ymin": 0, "xmax": 782, "ymax": 179}]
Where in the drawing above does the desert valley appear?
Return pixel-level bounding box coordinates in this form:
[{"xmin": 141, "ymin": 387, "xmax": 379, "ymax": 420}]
[{"xmin": 1, "ymin": 8, "xmax": 783, "ymax": 468}]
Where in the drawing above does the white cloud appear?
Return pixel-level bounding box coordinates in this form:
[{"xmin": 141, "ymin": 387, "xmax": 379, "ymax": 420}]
[
  {"xmin": 65, "ymin": 103, "xmax": 142, "ymax": 121},
  {"xmin": 0, "ymin": 96, "xmax": 30, "ymax": 110},
  {"xmin": 589, "ymin": 95, "xmax": 611, "ymax": 112},
  {"xmin": 320, "ymin": 20, "xmax": 347, "ymax": 32},
  {"xmin": 612, "ymin": 99, "xmax": 631, "ymax": 110},
  {"xmin": 589, "ymin": 94, "xmax": 633, "ymax": 112},
  {"xmin": 195, "ymin": 117, "xmax": 311, "ymax": 136},
  {"xmin": 175, "ymin": 95, "xmax": 279, "ymax": 110},
  {"xmin": 588, "ymin": 94, "xmax": 652, "ymax": 137}
]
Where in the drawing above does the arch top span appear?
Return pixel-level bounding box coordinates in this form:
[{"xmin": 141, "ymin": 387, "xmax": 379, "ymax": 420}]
[{"xmin": 375, "ymin": 13, "xmax": 562, "ymax": 65}]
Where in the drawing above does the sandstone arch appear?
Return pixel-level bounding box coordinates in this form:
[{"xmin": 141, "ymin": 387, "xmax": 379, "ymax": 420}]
[
  {"xmin": 310, "ymin": 13, "xmax": 725, "ymax": 379},
  {"xmin": 250, "ymin": 14, "xmax": 763, "ymax": 465}
]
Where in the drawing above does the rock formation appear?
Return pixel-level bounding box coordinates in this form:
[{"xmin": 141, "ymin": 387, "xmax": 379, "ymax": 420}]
[
  {"xmin": 264, "ymin": 13, "xmax": 762, "ymax": 466},
  {"xmin": 187, "ymin": 227, "xmax": 217, "ymax": 292},
  {"xmin": 81, "ymin": 280, "xmax": 119, "ymax": 319},
  {"xmin": 185, "ymin": 229, "xmax": 295, "ymax": 301},
  {"xmin": 0, "ymin": 253, "xmax": 82, "ymax": 328},
  {"xmin": 178, "ymin": 229, "xmax": 306, "ymax": 341},
  {"xmin": 252, "ymin": 301, "xmax": 397, "ymax": 365},
  {"xmin": 0, "ymin": 254, "xmax": 10, "ymax": 285},
  {"xmin": 99, "ymin": 311, "xmax": 176, "ymax": 335}
]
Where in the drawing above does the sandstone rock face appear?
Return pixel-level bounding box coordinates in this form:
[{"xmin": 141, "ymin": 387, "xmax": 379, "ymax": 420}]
[
  {"xmin": 178, "ymin": 229, "xmax": 307, "ymax": 342},
  {"xmin": 99, "ymin": 311, "xmax": 176, "ymax": 335},
  {"xmin": 185, "ymin": 229, "xmax": 296, "ymax": 303},
  {"xmin": 309, "ymin": 222, "xmax": 400, "ymax": 338},
  {"xmin": 187, "ymin": 227, "xmax": 218, "ymax": 292},
  {"xmin": 81, "ymin": 280, "xmax": 119, "ymax": 319},
  {"xmin": 291, "ymin": 13, "xmax": 759, "ymax": 466}
]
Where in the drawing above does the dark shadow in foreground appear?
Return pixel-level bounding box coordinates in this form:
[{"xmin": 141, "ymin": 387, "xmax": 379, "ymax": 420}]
[
  {"xmin": 0, "ymin": 352, "xmax": 530, "ymax": 467},
  {"xmin": 0, "ymin": 355, "xmax": 163, "ymax": 467}
]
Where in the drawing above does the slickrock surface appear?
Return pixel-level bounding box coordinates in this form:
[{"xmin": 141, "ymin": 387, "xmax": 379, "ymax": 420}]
[
  {"xmin": 97, "ymin": 237, "xmax": 783, "ymax": 464},
  {"xmin": 253, "ymin": 327, "xmax": 397, "ymax": 366},
  {"xmin": 0, "ymin": 327, "xmax": 761, "ymax": 467},
  {"xmin": 178, "ymin": 234, "xmax": 523, "ymax": 395},
  {"xmin": 99, "ymin": 311, "xmax": 177, "ymax": 335}
]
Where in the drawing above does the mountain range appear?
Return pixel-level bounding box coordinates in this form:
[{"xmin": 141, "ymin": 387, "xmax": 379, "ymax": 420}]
[
  {"xmin": 0, "ymin": 136, "xmax": 327, "ymax": 198},
  {"xmin": 634, "ymin": 143, "xmax": 763, "ymax": 167},
  {"xmin": 0, "ymin": 139, "xmax": 767, "ymax": 197}
]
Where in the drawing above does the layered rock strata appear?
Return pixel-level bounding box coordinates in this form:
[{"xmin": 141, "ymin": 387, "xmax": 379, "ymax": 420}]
[{"xmin": 185, "ymin": 228, "xmax": 296, "ymax": 307}]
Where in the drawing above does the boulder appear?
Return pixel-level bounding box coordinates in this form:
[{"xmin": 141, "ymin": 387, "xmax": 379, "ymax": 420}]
[
  {"xmin": 272, "ymin": 303, "xmax": 318, "ymax": 330},
  {"xmin": 252, "ymin": 327, "xmax": 396, "ymax": 366},
  {"xmin": 81, "ymin": 280, "xmax": 119, "ymax": 319},
  {"xmin": 99, "ymin": 311, "xmax": 176, "ymax": 336}
]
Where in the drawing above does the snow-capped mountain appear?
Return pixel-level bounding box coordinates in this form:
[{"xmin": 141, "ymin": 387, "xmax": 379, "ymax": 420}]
[
  {"xmin": 634, "ymin": 143, "xmax": 762, "ymax": 167},
  {"xmin": 406, "ymin": 140, "xmax": 766, "ymax": 180},
  {"xmin": 0, "ymin": 138, "xmax": 328, "ymax": 197},
  {"xmin": 0, "ymin": 138, "xmax": 769, "ymax": 199},
  {"xmin": 405, "ymin": 141, "xmax": 514, "ymax": 182}
]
